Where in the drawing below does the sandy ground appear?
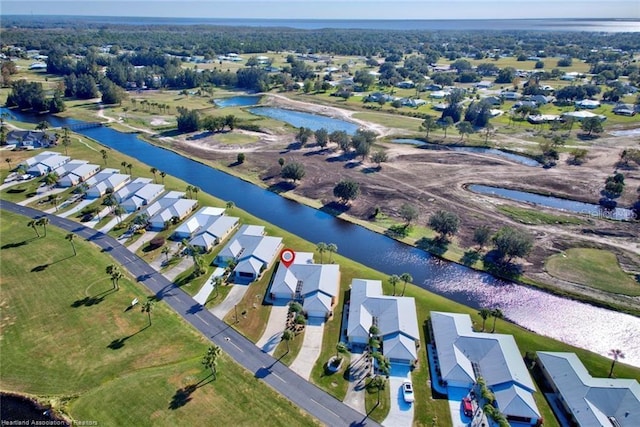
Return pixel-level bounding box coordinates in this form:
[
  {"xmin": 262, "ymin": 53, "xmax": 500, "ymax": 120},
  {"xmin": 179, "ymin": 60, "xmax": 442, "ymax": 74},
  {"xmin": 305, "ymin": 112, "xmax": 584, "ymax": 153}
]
[{"xmin": 101, "ymin": 94, "xmax": 640, "ymax": 311}]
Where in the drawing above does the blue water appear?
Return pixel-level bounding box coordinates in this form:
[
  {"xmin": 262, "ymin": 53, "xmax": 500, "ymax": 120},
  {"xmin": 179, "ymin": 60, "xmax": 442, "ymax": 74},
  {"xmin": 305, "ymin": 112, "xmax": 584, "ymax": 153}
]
[
  {"xmin": 4, "ymin": 16, "xmax": 639, "ymax": 32},
  {"xmin": 469, "ymin": 184, "xmax": 634, "ymax": 221},
  {"xmin": 214, "ymin": 96, "xmax": 262, "ymax": 108},
  {"xmin": 3, "ymin": 107, "xmax": 640, "ymax": 367},
  {"xmin": 393, "ymin": 139, "xmax": 541, "ymax": 167},
  {"xmin": 248, "ymin": 107, "xmax": 360, "ymax": 134}
]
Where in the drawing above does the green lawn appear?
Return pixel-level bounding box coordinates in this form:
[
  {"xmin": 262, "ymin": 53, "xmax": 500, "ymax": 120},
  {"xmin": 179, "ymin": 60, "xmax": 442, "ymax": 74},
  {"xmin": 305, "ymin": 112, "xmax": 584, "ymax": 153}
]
[
  {"xmin": 546, "ymin": 248, "xmax": 640, "ymax": 296},
  {"xmin": 497, "ymin": 205, "xmax": 585, "ymax": 225},
  {"xmin": 0, "ymin": 210, "xmax": 318, "ymax": 426}
]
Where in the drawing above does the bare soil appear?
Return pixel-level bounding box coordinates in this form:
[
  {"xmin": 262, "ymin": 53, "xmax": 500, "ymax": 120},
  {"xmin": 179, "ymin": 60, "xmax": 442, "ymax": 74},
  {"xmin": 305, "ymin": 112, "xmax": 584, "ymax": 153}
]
[{"xmin": 124, "ymin": 94, "xmax": 640, "ymax": 312}]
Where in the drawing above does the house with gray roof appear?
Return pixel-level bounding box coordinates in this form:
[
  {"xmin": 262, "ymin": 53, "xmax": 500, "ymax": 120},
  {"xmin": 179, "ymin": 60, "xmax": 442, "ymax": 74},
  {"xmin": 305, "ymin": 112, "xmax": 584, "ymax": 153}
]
[
  {"xmin": 144, "ymin": 191, "xmax": 198, "ymax": 230},
  {"xmin": 114, "ymin": 177, "xmax": 165, "ymax": 212},
  {"xmin": 85, "ymin": 170, "xmax": 130, "ymax": 198},
  {"xmin": 430, "ymin": 311, "xmax": 541, "ymax": 426},
  {"xmin": 537, "ymin": 352, "xmax": 640, "ymax": 427},
  {"xmin": 7, "ymin": 130, "xmax": 56, "ymax": 149},
  {"xmin": 269, "ymin": 252, "xmax": 340, "ymax": 319},
  {"xmin": 174, "ymin": 206, "xmax": 239, "ymax": 252},
  {"xmin": 214, "ymin": 224, "xmax": 282, "ymax": 284},
  {"xmin": 23, "ymin": 152, "xmax": 70, "ymax": 176},
  {"xmin": 346, "ymin": 279, "xmax": 420, "ymax": 364},
  {"xmin": 57, "ymin": 160, "xmax": 100, "ymax": 187}
]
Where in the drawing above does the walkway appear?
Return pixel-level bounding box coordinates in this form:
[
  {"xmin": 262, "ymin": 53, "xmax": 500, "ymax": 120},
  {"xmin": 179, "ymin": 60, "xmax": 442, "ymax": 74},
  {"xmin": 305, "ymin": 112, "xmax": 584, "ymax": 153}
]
[
  {"xmin": 193, "ymin": 267, "xmax": 225, "ymax": 305},
  {"xmin": 289, "ymin": 318, "xmax": 325, "ymax": 380},
  {"xmin": 344, "ymin": 351, "xmax": 368, "ymax": 414},
  {"xmin": 0, "ymin": 200, "xmax": 379, "ymax": 427},
  {"xmin": 56, "ymin": 198, "xmax": 94, "ymax": 218},
  {"xmin": 163, "ymin": 257, "xmax": 192, "ymax": 282},
  {"xmin": 255, "ymin": 302, "xmax": 290, "ymax": 354},
  {"xmin": 209, "ymin": 284, "xmax": 250, "ymax": 318},
  {"xmin": 382, "ymin": 364, "xmax": 414, "ymax": 427}
]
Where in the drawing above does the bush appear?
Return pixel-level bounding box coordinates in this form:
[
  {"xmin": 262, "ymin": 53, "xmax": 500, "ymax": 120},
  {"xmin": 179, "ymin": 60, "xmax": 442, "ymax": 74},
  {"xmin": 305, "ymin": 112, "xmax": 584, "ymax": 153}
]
[{"xmin": 237, "ymin": 153, "xmax": 246, "ymax": 164}]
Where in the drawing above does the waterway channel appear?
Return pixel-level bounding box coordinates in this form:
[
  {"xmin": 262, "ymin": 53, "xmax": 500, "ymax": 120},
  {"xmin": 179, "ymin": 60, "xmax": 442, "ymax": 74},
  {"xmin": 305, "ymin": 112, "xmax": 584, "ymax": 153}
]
[{"xmin": 3, "ymin": 107, "xmax": 640, "ymax": 368}]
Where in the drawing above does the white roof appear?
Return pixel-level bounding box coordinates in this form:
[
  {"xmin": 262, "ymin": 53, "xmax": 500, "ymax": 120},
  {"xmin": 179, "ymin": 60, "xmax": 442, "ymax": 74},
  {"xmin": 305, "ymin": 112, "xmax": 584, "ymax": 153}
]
[
  {"xmin": 537, "ymin": 352, "xmax": 640, "ymax": 427},
  {"xmin": 347, "ymin": 279, "xmax": 419, "ymax": 360},
  {"xmin": 270, "ymin": 253, "xmax": 340, "ymax": 300},
  {"xmin": 175, "ymin": 206, "xmax": 226, "ymax": 236},
  {"xmin": 88, "ymin": 174, "xmax": 129, "ymax": 194},
  {"xmin": 188, "ymin": 215, "xmax": 239, "ymax": 249},
  {"xmin": 145, "ymin": 194, "xmax": 197, "ymax": 224},
  {"xmin": 217, "ymin": 224, "xmax": 281, "ymax": 273},
  {"xmin": 431, "ymin": 311, "xmax": 539, "ymax": 418},
  {"xmin": 84, "ymin": 168, "xmax": 120, "ymax": 186},
  {"xmin": 22, "ymin": 151, "xmax": 59, "ymax": 167},
  {"xmin": 58, "ymin": 159, "xmax": 89, "ymax": 173}
]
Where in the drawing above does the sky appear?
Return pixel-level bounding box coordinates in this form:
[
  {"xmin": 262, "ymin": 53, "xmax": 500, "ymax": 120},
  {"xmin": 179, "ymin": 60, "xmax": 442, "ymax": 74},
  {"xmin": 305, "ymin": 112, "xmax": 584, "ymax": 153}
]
[{"xmin": 2, "ymin": 0, "xmax": 639, "ymax": 20}]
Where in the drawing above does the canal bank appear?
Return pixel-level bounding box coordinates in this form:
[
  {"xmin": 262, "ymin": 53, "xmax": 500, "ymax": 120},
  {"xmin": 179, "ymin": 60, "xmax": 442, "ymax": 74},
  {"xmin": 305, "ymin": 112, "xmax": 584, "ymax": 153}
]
[{"xmin": 2, "ymin": 107, "xmax": 639, "ymax": 368}]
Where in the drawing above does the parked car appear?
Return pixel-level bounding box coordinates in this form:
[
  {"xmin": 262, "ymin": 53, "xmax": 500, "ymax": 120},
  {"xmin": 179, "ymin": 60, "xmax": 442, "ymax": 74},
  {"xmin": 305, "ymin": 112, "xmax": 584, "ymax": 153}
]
[
  {"xmin": 462, "ymin": 397, "xmax": 473, "ymax": 417},
  {"xmin": 402, "ymin": 380, "xmax": 415, "ymax": 403}
]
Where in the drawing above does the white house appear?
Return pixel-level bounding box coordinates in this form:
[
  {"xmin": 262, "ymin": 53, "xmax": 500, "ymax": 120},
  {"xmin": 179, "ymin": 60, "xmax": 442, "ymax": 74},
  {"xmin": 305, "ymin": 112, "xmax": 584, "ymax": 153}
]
[
  {"xmin": 537, "ymin": 352, "xmax": 640, "ymax": 427},
  {"xmin": 430, "ymin": 311, "xmax": 541, "ymax": 426},
  {"xmin": 346, "ymin": 279, "xmax": 420, "ymax": 364},
  {"xmin": 85, "ymin": 171, "xmax": 130, "ymax": 198},
  {"xmin": 269, "ymin": 252, "xmax": 340, "ymax": 319},
  {"xmin": 174, "ymin": 206, "xmax": 239, "ymax": 252},
  {"xmin": 114, "ymin": 177, "xmax": 165, "ymax": 212},
  {"xmin": 501, "ymin": 91, "xmax": 522, "ymax": 100},
  {"xmin": 562, "ymin": 111, "xmax": 606, "ymax": 122},
  {"xmin": 575, "ymin": 99, "xmax": 601, "ymax": 109},
  {"xmin": 24, "ymin": 152, "xmax": 71, "ymax": 176},
  {"xmin": 214, "ymin": 224, "xmax": 283, "ymax": 284},
  {"xmin": 144, "ymin": 191, "xmax": 198, "ymax": 230},
  {"xmin": 57, "ymin": 161, "xmax": 101, "ymax": 187}
]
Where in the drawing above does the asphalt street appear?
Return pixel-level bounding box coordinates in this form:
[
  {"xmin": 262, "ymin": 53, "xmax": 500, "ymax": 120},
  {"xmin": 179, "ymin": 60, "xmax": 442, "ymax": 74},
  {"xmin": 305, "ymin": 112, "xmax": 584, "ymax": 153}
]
[{"xmin": 1, "ymin": 200, "xmax": 379, "ymax": 427}]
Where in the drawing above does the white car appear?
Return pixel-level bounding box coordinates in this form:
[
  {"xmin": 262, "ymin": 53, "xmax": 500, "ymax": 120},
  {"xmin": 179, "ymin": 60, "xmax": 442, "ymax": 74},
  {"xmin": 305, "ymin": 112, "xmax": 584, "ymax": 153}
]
[{"xmin": 402, "ymin": 380, "xmax": 415, "ymax": 403}]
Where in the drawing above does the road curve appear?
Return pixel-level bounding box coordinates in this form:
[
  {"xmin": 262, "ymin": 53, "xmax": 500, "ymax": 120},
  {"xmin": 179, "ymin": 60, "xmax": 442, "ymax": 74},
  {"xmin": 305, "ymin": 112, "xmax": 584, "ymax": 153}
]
[{"xmin": 1, "ymin": 200, "xmax": 379, "ymax": 427}]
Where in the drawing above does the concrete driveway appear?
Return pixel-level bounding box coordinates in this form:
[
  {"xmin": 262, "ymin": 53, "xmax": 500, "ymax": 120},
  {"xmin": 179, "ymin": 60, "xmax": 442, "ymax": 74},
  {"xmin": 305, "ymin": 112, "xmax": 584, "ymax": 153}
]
[
  {"xmin": 447, "ymin": 386, "xmax": 473, "ymax": 427},
  {"xmin": 255, "ymin": 303, "xmax": 289, "ymax": 354},
  {"xmin": 382, "ymin": 364, "xmax": 414, "ymax": 427},
  {"xmin": 289, "ymin": 317, "xmax": 325, "ymax": 380},
  {"xmin": 209, "ymin": 284, "xmax": 249, "ymax": 319}
]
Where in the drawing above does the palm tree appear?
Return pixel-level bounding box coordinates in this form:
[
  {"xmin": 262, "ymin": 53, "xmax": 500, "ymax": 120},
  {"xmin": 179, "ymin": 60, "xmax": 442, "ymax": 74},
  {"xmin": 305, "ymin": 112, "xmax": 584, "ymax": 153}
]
[
  {"xmin": 36, "ymin": 120, "xmax": 49, "ymax": 131},
  {"xmin": 370, "ymin": 375, "xmax": 386, "ymax": 407},
  {"xmin": 113, "ymin": 204, "xmax": 126, "ymax": 223},
  {"xmin": 491, "ymin": 308, "xmax": 504, "ymax": 333},
  {"xmin": 50, "ymin": 195, "xmax": 61, "ymax": 212},
  {"xmin": 327, "ymin": 243, "xmax": 337, "ymax": 263},
  {"xmin": 150, "ymin": 167, "xmax": 158, "ymax": 183},
  {"xmin": 282, "ymin": 329, "xmax": 294, "ymax": 353},
  {"xmin": 400, "ymin": 272, "xmax": 413, "ymax": 296},
  {"xmin": 100, "ymin": 149, "xmax": 108, "ymax": 165},
  {"xmin": 202, "ymin": 344, "xmax": 222, "ymax": 379},
  {"xmin": 316, "ymin": 242, "xmax": 327, "ymax": 263},
  {"xmin": 478, "ymin": 308, "xmax": 491, "ymax": 332},
  {"xmin": 44, "ymin": 172, "xmax": 58, "ymax": 189},
  {"xmin": 61, "ymin": 127, "xmax": 71, "ymax": 156},
  {"xmin": 225, "ymin": 200, "xmax": 235, "ymax": 210},
  {"xmin": 36, "ymin": 217, "xmax": 49, "ymax": 237},
  {"xmin": 106, "ymin": 264, "xmax": 122, "ymax": 290},
  {"xmin": 161, "ymin": 246, "xmax": 171, "ymax": 263},
  {"xmin": 185, "ymin": 185, "xmax": 193, "ymax": 198},
  {"xmin": 160, "ymin": 171, "xmax": 166, "ymax": 184},
  {"xmin": 141, "ymin": 300, "xmax": 154, "ymax": 326},
  {"xmin": 336, "ymin": 341, "xmax": 348, "ymax": 359},
  {"xmin": 27, "ymin": 220, "xmax": 41, "ymax": 238},
  {"xmin": 66, "ymin": 233, "xmax": 77, "ymax": 256},
  {"xmin": 192, "ymin": 186, "xmax": 200, "ymax": 201},
  {"xmin": 126, "ymin": 163, "xmax": 133, "ymax": 176},
  {"xmin": 5, "ymin": 158, "xmax": 12, "ymax": 170},
  {"xmin": 212, "ymin": 276, "xmax": 223, "ymax": 298},
  {"xmin": 389, "ymin": 274, "xmax": 400, "ymax": 296},
  {"xmin": 120, "ymin": 161, "xmax": 128, "ymax": 172},
  {"xmin": 608, "ymin": 349, "xmax": 625, "ymax": 378}
]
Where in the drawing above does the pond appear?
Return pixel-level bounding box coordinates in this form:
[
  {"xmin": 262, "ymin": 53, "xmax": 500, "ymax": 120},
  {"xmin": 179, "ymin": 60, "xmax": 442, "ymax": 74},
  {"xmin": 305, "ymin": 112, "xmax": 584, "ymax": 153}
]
[
  {"xmin": 248, "ymin": 106, "xmax": 360, "ymax": 134},
  {"xmin": 4, "ymin": 107, "xmax": 640, "ymax": 368},
  {"xmin": 213, "ymin": 95, "xmax": 262, "ymax": 108},
  {"xmin": 0, "ymin": 393, "xmax": 66, "ymax": 425},
  {"xmin": 469, "ymin": 184, "xmax": 634, "ymax": 221},
  {"xmin": 393, "ymin": 139, "xmax": 541, "ymax": 167}
]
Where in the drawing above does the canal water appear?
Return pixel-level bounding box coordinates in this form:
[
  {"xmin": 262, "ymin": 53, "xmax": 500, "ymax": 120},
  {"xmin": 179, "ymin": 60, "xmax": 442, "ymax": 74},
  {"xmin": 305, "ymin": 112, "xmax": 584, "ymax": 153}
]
[{"xmin": 3, "ymin": 107, "xmax": 640, "ymax": 368}]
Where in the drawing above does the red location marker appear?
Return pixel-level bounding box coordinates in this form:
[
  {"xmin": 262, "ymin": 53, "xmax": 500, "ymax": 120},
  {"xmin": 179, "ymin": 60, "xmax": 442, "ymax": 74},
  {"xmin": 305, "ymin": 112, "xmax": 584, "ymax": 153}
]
[{"xmin": 280, "ymin": 248, "xmax": 296, "ymax": 268}]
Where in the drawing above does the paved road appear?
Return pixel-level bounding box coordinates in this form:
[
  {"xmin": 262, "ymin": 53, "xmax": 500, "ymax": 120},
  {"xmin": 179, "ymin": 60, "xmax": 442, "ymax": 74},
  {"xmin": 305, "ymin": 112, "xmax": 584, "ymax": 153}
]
[{"xmin": 1, "ymin": 200, "xmax": 378, "ymax": 427}]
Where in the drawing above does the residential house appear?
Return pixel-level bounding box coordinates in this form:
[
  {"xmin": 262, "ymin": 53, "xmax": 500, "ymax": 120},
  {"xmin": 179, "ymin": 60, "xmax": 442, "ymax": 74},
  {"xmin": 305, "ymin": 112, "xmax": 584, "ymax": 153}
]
[
  {"xmin": 24, "ymin": 152, "xmax": 71, "ymax": 176},
  {"xmin": 144, "ymin": 191, "xmax": 198, "ymax": 231},
  {"xmin": 512, "ymin": 100, "xmax": 538, "ymax": 110},
  {"xmin": 481, "ymin": 96, "xmax": 502, "ymax": 106},
  {"xmin": 430, "ymin": 90, "xmax": 450, "ymax": 99},
  {"xmin": 430, "ymin": 311, "xmax": 541, "ymax": 426},
  {"xmin": 114, "ymin": 177, "xmax": 165, "ymax": 212},
  {"xmin": 501, "ymin": 91, "xmax": 522, "ymax": 101},
  {"xmin": 575, "ymin": 99, "xmax": 601, "ymax": 109},
  {"xmin": 400, "ymin": 98, "xmax": 427, "ymax": 108},
  {"xmin": 612, "ymin": 103, "xmax": 636, "ymax": 116},
  {"xmin": 6, "ymin": 130, "xmax": 56, "ymax": 149},
  {"xmin": 57, "ymin": 161, "xmax": 101, "ymax": 187},
  {"xmin": 476, "ymin": 81, "xmax": 494, "ymax": 89},
  {"xmin": 346, "ymin": 279, "xmax": 420, "ymax": 365},
  {"xmin": 85, "ymin": 169, "xmax": 130, "ymax": 198},
  {"xmin": 214, "ymin": 224, "xmax": 283, "ymax": 284},
  {"xmin": 527, "ymin": 114, "xmax": 561, "ymax": 124},
  {"xmin": 562, "ymin": 111, "xmax": 606, "ymax": 122},
  {"xmin": 174, "ymin": 206, "xmax": 239, "ymax": 252},
  {"xmin": 269, "ymin": 252, "xmax": 340, "ymax": 319},
  {"xmin": 396, "ymin": 80, "xmax": 415, "ymax": 89},
  {"xmin": 527, "ymin": 94, "xmax": 555, "ymax": 105},
  {"xmin": 365, "ymin": 92, "xmax": 395, "ymax": 103},
  {"xmin": 537, "ymin": 352, "xmax": 640, "ymax": 427}
]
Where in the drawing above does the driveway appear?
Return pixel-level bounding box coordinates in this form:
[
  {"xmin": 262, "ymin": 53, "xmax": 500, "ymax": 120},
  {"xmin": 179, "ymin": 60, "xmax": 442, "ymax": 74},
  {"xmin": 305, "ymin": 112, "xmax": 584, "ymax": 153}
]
[
  {"xmin": 209, "ymin": 284, "xmax": 249, "ymax": 319},
  {"xmin": 193, "ymin": 267, "xmax": 225, "ymax": 305},
  {"xmin": 125, "ymin": 230, "xmax": 158, "ymax": 253},
  {"xmin": 382, "ymin": 364, "xmax": 414, "ymax": 427},
  {"xmin": 56, "ymin": 197, "xmax": 94, "ymax": 218},
  {"xmin": 289, "ymin": 317, "xmax": 325, "ymax": 380},
  {"xmin": 343, "ymin": 351, "xmax": 368, "ymax": 414},
  {"xmin": 255, "ymin": 302, "xmax": 289, "ymax": 354},
  {"xmin": 447, "ymin": 386, "xmax": 473, "ymax": 427}
]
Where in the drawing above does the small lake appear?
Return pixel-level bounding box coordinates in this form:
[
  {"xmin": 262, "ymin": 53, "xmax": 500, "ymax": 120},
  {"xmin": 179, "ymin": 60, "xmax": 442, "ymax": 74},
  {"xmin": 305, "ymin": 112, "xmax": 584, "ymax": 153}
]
[
  {"xmin": 0, "ymin": 393, "xmax": 65, "ymax": 425},
  {"xmin": 393, "ymin": 139, "xmax": 541, "ymax": 167},
  {"xmin": 3, "ymin": 107, "xmax": 640, "ymax": 368},
  {"xmin": 213, "ymin": 95, "xmax": 262, "ymax": 108},
  {"xmin": 248, "ymin": 106, "xmax": 360, "ymax": 134},
  {"xmin": 469, "ymin": 184, "xmax": 634, "ymax": 221}
]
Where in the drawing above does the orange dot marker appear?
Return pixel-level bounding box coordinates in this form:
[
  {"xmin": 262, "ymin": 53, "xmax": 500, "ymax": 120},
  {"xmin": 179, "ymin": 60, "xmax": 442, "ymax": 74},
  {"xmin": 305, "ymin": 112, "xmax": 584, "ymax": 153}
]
[{"xmin": 280, "ymin": 248, "xmax": 296, "ymax": 268}]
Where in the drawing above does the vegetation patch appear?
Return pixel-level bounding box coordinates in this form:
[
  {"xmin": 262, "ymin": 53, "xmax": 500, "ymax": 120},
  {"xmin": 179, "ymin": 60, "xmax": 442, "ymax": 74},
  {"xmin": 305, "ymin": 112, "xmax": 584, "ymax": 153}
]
[
  {"xmin": 546, "ymin": 248, "xmax": 640, "ymax": 296},
  {"xmin": 497, "ymin": 205, "xmax": 584, "ymax": 225}
]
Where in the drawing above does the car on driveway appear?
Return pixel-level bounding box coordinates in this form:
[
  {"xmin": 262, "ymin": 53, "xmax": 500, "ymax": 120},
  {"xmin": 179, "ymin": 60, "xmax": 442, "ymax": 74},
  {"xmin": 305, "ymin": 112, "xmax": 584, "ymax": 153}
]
[
  {"xmin": 462, "ymin": 397, "xmax": 473, "ymax": 417},
  {"xmin": 402, "ymin": 380, "xmax": 415, "ymax": 403}
]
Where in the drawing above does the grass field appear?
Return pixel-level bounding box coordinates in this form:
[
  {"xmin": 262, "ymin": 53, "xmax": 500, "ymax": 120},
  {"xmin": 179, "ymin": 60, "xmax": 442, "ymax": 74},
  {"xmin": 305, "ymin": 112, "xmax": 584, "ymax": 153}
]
[
  {"xmin": 546, "ymin": 248, "xmax": 640, "ymax": 296},
  {"xmin": 497, "ymin": 205, "xmax": 585, "ymax": 225},
  {"xmin": 0, "ymin": 210, "xmax": 318, "ymax": 426}
]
